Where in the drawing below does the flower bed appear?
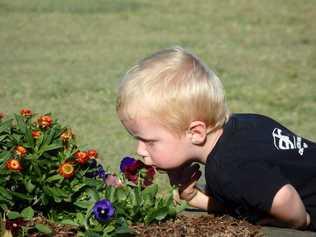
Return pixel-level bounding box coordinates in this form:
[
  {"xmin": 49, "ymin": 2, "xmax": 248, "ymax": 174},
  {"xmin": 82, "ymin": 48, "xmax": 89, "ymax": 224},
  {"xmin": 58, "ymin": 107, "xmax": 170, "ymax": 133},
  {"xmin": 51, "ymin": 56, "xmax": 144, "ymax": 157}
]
[{"xmin": 0, "ymin": 110, "xmax": 185, "ymax": 236}]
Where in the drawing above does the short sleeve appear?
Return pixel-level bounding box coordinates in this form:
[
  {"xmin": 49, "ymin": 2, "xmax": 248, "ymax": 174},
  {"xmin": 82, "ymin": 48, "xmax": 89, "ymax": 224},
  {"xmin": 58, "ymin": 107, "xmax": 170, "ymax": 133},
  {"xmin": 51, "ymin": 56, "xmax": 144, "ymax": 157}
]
[{"xmin": 219, "ymin": 162, "xmax": 290, "ymax": 212}]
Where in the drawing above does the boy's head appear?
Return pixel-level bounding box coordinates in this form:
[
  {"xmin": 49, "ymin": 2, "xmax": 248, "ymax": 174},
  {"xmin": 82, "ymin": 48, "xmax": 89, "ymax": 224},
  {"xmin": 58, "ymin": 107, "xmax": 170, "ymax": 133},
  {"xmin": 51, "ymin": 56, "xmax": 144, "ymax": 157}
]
[{"xmin": 116, "ymin": 46, "xmax": 230, "ymax": 136}]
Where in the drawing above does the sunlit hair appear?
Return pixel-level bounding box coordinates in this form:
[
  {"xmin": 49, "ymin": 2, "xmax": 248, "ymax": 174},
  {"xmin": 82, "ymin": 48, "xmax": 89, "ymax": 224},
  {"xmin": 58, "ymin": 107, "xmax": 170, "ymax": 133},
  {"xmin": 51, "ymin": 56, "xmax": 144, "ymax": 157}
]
[{"xmin": 116, "ymin": 46, "xmax": 230, "ymax": 135}]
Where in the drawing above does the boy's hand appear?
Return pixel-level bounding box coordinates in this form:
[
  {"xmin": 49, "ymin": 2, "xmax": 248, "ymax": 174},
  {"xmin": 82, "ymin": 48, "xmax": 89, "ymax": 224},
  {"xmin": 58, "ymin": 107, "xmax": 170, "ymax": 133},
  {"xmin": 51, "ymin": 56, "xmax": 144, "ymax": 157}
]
[{"xmin": 167, "ymin": 163, "xmax": 201, "ymax": 202}]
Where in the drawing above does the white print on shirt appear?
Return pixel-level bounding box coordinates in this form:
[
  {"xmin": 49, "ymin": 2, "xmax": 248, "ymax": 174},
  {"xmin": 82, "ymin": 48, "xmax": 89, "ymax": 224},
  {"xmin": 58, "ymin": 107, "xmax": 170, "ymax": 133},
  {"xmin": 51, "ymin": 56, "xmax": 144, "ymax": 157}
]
[{"xmin": 272, "ymin": 128, "xmax": 308, "ymax": 156}]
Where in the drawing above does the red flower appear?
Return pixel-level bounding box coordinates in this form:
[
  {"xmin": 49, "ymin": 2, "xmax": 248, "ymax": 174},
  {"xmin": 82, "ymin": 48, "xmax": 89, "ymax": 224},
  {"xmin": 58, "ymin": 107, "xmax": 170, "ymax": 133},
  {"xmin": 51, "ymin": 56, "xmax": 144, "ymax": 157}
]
[
  {"xmin": 143, "ymin": 166, "xmax": 156, "ymax": 186},
  {"xmin": 121, "ymin": 158, "xmax": 156, "ymax": 187},
  {"xmin": 59, "ymin": 162, "xmax": 75, "ymax": 179},
  {"xmin": 20, "ymin": 108, "xmax": 32, "ymax": 117},
  {"xmin": 74, "ymin": 151, "xmax": 89, "ymax": 164},
  {"xmin": 123, "ymin": 160, "xmax": 143, "ymax": 183},
  {"xmin": 32, "ymin": 130, "xmax": 41, "ymax": 139},
  {"xmin": 15, "ymin": 146, "xmax": 27, "ymax": 157},
  {"xmin": 38, "ymin": 115, "xmax": 53, "ymax": 128},
  {"xmin": 6, "ymin": 159, "xmax": 22, "ymax": 171},
  {"xmin": 60, "ymin": 129, "xmax": 73, "ymax": 142},
  {"xmin": 87, "ymin": 149, "xmax": 98, "ymax": 159}
]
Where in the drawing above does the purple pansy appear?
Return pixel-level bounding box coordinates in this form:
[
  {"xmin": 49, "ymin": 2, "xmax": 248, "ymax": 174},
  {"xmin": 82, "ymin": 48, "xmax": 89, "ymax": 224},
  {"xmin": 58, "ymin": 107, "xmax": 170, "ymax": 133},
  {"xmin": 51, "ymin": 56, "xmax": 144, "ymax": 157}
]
[
  {"xmin": 92, "ymin": 199, "xmax": 115, "ymax": 222},
  {"xmin": 85, "ymin": 160, "xmax": 107, "ymax": 179},
  {"xmin": 120, "ymin": 156, "xmax": 136, "ymax": 172},
  {"xmin": 97, "ymin": 164, "xmax": 106, "ymax": 179}
]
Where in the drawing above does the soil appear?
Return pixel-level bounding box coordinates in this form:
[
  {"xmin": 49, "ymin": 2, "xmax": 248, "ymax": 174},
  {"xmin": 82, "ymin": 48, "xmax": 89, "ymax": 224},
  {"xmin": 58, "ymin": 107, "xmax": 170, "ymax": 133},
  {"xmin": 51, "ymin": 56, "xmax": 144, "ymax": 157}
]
[
  {"xmin": 8, "ymin": 214, "xmax": 263, "ymax": 237},
  {"xmin": 132, "ymin": 214, "xmax": 263, "ymax": 237}
]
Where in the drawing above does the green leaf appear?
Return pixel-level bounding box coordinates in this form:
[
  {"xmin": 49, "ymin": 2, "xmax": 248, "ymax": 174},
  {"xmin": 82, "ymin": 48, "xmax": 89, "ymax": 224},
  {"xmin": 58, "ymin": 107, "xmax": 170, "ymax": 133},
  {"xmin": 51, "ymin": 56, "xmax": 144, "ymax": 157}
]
[
  {"xmin": 46, "ymin": 128, "xmax": 56, "ymax": 145},
  {"xmin": 114, "ymin": 217, "xmax": 134, "ymax": 235},
  {"xmin": 0, "ymin": 150, "xmax": 11, "ymax": 160},
  {"xmin": 0, "ymin": 194, "xmax": 13, "ymax": 204},
  {"xmin": 42, "ymin": 143, "xmax": 63, "ymax": 152},
  {"xmin": 21, "ymin": 206, "xmax": 34, "ymax": 220},
  {"xmin": 144, "ymin": 207, "xmax": 169, "ymax": 224},
  {"xmin": 75, "ymin": 212, "xmax": 85, "ymax": 225},
  {"xmin": 103, "ymin": 224, "xmax": 115, "ymax": 234},
  {"xmin": 86, "ymin": 188, "xmax": 99, "ymax": 202},
  {"xmin": 7, "ymin": 211, "xmax": 21, "ymax": 219},
  {"xmin": 84, "ymin": 230, "xmax": 102, "ymax": 237},
  {"xmin": 0, "ymin": 187, "xmax": 12, "ymax": 200},
  {"xmin": 35, "ymin": 224, "xmax": 52, "ymax": 234},
  {"xmin": 24, "ymin": 179, "xmax": 36, "ymax": 193},
  {"xmin": 60, "ymin": 219, "xmax": 79, "ymax": 226},
  {"xmin": 115, "ymin": 188, "xmax": 127, "ymax": 202},
  {"xmin": 46, "ymin": 174, "xmax": 63, "ymax": 183},
  {"xmin": 25, "ymin": 126, "xmax": 34, "ymax": 147},
  {"xmin": 14, "ymin": 114, "xmax": 26, "ymax": 134},
  {"xmin": 0, "ymin": 119, "xmax": 12, "ymax": 133},
  {"xmin": 74, "ymin": 200, "xmax": 92, "ymax": 209},
  {"xmin": 175, "ymin": 201, "xmax": 188, "ymax": 213},
  {"xmin": 10, "ymin": 191, "xmax": 33, "ymax": 201},
  {"xmin": 142, "ymin": 184, "xmax": 158, "ymax": 197}
]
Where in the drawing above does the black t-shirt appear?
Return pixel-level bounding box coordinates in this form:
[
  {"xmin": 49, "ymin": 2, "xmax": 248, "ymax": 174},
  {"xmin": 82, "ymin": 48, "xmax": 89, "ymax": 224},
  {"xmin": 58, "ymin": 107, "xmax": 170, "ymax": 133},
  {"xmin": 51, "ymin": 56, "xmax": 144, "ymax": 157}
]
[{"xmin": 205, "ymin": 113, "xmax": 316, "ymax": 230}]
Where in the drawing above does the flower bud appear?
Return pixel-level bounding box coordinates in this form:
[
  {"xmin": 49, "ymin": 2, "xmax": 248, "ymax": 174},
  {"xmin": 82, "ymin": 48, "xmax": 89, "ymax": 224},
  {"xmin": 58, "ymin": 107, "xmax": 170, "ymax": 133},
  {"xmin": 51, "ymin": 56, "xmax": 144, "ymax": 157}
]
[
  {"xmin": 74, "ymin": 151, "xmax": 89, "ymax": 165},
  {"xmin": 15, "ymin": 146, "xmax": 27, "ymax": 157},
  {"xmin": 32, "ymin": 130, "xmax": 41, "ymax": 139},
  {"xmin": 87, "ymin": 149, "xmax": 98, "ymax": 159},
  {"xmin": 60, "ymin": 129, "xmax": 73, "ymax": 142},
  {"xmin": 20, "ymin": 108, "xmax": 32, "ymax": 117}
]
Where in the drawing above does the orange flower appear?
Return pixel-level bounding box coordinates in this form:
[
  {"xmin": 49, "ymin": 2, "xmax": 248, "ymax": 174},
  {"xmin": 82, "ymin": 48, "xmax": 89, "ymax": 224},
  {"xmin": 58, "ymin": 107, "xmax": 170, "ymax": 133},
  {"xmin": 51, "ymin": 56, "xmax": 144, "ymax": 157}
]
[
  {"xmin": 74, "ymin": 151, "xmax": 89, "ymax": 165},
  {"xmin": 38, "ymin": 115, "xmax": 53, "ymax": 128},
  {"xmin": 87, "ymin": 149, "xmax": 98, "ymax": 159},
  {"xmin": 59, "ymin": 162, "xmax": 75, "ymax": 179},
  {"xmin": 32, "ymin": 130, "xmax": 41, "ymax": 139},
  {"xmin": 60, "ymin": 129, "xmax": 73, "ymax": 142},
  {"xmin": 15, "ymin": 146, "xmax": 27, "ymax": 157},
  {"xmin": 20, "ymin": 108, "xmax": 32, "ymax": 117},
  {"xmin": 6, "ymin": 159, "xmax": 22, "ymax": 171},
  {"xmin": 0, "ymin": 112, "xmax": 4, "ymax": 120}
]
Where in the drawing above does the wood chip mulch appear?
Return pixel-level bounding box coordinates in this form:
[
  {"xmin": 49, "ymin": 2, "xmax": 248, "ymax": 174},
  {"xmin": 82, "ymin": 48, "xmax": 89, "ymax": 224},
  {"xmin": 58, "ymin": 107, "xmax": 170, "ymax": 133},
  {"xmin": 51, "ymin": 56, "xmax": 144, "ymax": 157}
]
[
  {"xmin": 132, "ymin": 214, "xmax": 264, "ymax": 237},
  {"xmin": 7, "ymin": 214, "xmax": 263, "ymax": 236}
]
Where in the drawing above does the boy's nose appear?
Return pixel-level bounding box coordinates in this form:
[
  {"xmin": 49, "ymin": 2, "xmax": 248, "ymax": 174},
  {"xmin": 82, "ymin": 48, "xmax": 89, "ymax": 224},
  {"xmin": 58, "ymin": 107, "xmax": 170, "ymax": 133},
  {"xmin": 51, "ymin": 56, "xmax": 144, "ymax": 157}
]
[{"xmin": 136, "ymin": 141, "xmax": 148, "ymax": 157}]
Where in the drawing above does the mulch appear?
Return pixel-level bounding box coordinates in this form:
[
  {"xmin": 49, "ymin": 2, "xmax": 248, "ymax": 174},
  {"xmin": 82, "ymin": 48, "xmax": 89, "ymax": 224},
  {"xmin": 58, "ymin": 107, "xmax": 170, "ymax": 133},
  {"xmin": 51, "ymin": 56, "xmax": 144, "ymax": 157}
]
[
  {"xmin": 132, "ymin": 214, "xmax": 264, "ymax": 237},
  {"xmin": 9, "ymin": 214, "xmax": 263, "ymax": 236}
]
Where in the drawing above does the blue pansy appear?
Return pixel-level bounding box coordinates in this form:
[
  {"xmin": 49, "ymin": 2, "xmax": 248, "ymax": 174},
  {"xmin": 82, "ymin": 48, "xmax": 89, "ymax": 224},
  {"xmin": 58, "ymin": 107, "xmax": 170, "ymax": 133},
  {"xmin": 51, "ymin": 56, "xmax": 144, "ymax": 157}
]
[{"xmin": 92, "ymin": 199, "xmax": 115, "ymax": 222}]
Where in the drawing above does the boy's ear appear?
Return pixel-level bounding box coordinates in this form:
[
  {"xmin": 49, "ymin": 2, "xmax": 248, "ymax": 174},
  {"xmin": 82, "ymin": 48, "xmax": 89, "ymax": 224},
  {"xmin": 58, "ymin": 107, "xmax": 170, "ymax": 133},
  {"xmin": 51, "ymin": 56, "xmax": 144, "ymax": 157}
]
[{"xmin": 186, "ymin": 121, "xmax": 208, "ymax": 145}]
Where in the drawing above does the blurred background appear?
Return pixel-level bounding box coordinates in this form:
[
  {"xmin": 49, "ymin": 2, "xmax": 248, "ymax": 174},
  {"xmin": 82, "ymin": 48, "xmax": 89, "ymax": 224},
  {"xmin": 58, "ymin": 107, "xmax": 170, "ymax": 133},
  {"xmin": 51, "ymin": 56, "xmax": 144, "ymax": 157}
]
[{"xmin": 1, "ymin": 0, "xmax": 315, "ymax": 185}]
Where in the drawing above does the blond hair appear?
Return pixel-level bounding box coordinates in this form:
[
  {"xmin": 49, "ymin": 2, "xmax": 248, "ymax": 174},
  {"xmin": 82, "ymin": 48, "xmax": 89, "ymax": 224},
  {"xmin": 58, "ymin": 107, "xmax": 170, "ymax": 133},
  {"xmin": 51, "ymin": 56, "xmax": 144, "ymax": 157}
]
[{"xmin": 116, "ymin": 46, "xmax": 230, "ymax": 135}]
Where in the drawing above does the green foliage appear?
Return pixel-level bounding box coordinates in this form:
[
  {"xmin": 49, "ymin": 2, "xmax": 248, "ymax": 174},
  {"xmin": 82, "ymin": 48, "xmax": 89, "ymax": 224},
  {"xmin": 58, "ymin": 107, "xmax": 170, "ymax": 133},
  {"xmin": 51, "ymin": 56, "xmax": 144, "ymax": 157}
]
[{"xmin": 0, "ymin": 111, "xmax": 184, "ymax": 236}]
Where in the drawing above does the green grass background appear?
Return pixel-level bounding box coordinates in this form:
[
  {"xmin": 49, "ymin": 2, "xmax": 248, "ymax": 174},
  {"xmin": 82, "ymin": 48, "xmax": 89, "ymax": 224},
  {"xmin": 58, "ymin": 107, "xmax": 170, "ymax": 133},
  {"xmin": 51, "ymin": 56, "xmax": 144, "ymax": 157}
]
[{"xmin": 1, "ymin": 0, "xmax": 315, "ymax": 184}]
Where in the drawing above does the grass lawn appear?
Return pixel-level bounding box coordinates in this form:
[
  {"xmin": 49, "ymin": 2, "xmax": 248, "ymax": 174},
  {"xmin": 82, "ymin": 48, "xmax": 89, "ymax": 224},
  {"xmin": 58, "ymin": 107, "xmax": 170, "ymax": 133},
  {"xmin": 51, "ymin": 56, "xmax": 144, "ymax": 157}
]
[{"xmin": 0, "ymin": 0, "xmax": 315, "ymax": 188}]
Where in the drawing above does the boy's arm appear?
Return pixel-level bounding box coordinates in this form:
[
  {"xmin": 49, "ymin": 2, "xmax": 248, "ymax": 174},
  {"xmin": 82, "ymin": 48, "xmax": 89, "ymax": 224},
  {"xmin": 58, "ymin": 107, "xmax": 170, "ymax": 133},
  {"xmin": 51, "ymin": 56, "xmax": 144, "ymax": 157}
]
[
  {"xmin": 181, "ymin": 186, "xmax": 220, "ymax": 211},
  {"xmin": 267, "ymin": 184, "xmax": 310, "ymax": 229}
]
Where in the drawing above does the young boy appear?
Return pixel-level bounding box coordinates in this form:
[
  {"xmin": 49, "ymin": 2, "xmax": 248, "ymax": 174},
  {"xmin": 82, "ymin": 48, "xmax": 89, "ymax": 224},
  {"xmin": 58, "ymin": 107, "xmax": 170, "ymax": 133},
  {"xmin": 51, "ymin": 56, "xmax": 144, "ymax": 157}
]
[{"xmin": 116, "ymin": 46, "xmax": 316, "ymax": 231}]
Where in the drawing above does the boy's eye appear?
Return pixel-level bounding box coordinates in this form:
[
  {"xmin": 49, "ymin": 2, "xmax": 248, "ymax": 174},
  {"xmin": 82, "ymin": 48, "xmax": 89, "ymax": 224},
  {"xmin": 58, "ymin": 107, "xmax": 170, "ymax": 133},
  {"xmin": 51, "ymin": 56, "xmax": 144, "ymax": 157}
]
[{"xmin": 145, "ymin": 141, "xmax": 155, "ymax": 147}]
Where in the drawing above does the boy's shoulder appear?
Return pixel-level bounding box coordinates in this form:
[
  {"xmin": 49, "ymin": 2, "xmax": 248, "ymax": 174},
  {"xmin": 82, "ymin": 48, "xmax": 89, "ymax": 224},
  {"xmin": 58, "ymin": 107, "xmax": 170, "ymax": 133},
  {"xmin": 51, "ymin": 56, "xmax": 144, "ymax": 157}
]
[
  {"xmin": 224, "ymin": 113, "xmax": 283, "ymax": 134},
  {"xmin": 229, "ymin": 113, "xmax": 277, "ymax": 123},
  {"xmin": 207, "ymin": 113, "xmax": 289, "ymax": 165}
]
